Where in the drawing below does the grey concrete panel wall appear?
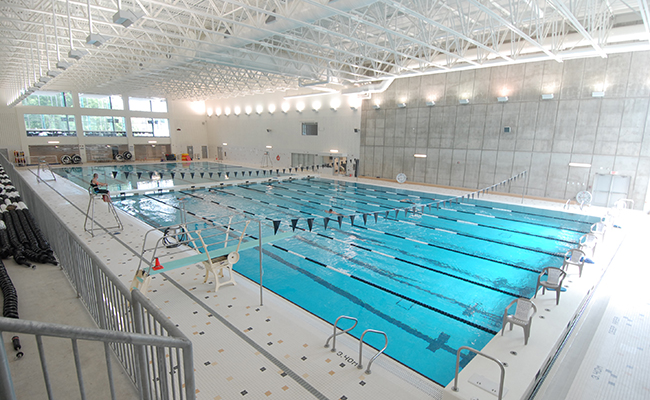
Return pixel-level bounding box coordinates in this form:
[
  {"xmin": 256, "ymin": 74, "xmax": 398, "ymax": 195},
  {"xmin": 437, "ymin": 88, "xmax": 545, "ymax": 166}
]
[{"xmin": 360, "ymin": 51, "xmax": 650, "ymax": 208}]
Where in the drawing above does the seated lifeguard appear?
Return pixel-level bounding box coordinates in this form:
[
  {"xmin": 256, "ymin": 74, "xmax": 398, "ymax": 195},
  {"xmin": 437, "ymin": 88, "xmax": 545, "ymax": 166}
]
[{"xmin": 91, "ymin": 173, "xmax": 111, "ymax": 202}]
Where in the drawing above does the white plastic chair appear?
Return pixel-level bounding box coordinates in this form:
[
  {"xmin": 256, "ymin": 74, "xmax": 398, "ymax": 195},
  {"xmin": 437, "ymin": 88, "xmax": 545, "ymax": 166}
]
[
  {"xmin": 579, "ymin": 233, "xmax": 598, "ymax": 257},
  {"xmin": 591, "ymin": 222, "xmax": 607, "ymax": 240},
  {"xmin": 562, "ymin": 248, "xmax": 587, "ymax": 277},
  {"xmin": 501, "ymin": 298, "xmax": 537, "ymax": 345},
  {"xmin": 535, "ymin": 267, "xmax": 567, "ymax": 305}
]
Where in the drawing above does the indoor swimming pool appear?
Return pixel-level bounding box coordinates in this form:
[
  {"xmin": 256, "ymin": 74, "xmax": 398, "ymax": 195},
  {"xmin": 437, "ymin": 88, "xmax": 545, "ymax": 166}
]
[
  {"xmin": 52, "ymin": 161, "xmax": 296, "ymax": 192},
  {"xmin": 105, "ymin": 174, "xmax": 598, "ymax": 386}
]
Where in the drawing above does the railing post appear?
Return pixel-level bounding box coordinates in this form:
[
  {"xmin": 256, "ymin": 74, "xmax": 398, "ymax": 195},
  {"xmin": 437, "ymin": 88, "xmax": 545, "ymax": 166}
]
[
  {"xmin": 259, "ymin": 220, "xmax": 263, "ymax": 306},
  {"xmin": 131, "ymin": 293, "xmax": 152, "ymax": 400},
  {"xmin": 0, "ymin": 331, "xmax": 17, "ymax": 400}
]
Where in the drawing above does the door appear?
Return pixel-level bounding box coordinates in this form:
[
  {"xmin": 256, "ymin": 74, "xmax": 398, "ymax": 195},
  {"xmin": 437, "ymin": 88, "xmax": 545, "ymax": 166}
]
[
  {"xmin": 592, "ymin": 174, "xmax": 631, "ymax": 207},
  {"xmin": 186, "ymin": 146, "xmax": 194, "ymax": 159},
  {"xmin": 217, "ymin": 147, "xmax": 223, "ymax": 161},
  {"xmin": 201, "ymin": 145, "xmax": 208, "ymax": 159}
]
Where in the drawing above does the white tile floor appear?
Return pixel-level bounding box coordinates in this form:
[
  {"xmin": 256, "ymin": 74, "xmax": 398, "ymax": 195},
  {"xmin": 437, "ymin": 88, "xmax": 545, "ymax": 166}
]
[{"xmin": 8, "ymin": 162, "xmax": 649, "ymax": 400}]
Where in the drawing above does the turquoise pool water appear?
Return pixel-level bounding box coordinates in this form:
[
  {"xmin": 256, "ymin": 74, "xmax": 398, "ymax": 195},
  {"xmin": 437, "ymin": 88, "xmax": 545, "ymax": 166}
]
[{"xmin": 80, "ymin": 167, "xmax": 596, "ymax": 385}]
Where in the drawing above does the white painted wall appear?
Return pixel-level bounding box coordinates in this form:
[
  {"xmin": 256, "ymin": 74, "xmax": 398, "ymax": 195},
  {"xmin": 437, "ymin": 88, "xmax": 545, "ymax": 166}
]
[
  {"xmin": 205, "ymin": 91, "xmax": 362, "ymax": 168},
  {"xmin": 167, "ymin": 100, "xmax": 209, "ymax": 157}
]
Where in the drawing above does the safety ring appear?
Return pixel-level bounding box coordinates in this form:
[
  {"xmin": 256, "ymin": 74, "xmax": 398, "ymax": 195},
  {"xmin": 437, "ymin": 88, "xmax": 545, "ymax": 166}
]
[{"xmin": 276, "ymin": 155, "xmax": 280, "ymax": 161}]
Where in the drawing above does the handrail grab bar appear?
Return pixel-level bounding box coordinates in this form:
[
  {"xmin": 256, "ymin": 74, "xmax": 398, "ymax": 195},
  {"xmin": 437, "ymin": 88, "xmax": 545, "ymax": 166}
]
[
  {"xmin": 357, "ymin": 329, "xmax": 388, "ymax": 374},
  {"xmin": 324, "ymin": 315, "xmax": 358, "ymax": 352},
  {"xmin": 452, "ymin": 346, "xmax": 506, "ymax": 400}
]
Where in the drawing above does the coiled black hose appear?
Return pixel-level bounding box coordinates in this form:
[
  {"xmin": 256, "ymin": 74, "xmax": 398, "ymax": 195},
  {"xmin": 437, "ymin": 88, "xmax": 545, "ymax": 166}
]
[{"xmin": 0, "ymin": 259, "xmax": 19, "ymax": 319}]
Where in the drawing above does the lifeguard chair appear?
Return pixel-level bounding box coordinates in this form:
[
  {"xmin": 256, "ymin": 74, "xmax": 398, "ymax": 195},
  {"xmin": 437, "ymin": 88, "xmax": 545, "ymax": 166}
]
[{"xmin": 84, "ymin": 186, "xmax": 123, "ymax": 237}]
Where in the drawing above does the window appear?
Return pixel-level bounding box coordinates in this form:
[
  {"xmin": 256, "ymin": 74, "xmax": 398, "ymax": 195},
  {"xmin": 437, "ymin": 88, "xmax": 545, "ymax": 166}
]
[
  {"xmin": 24, "ymin": 114, "xmax": 76, "ymax": 136},
  {"xmin": 302, "ymin": 122, "xmax": 318, "ymax": 136},
  {"xmin": 21, "ymin": 91, "xmax": 72, "ymax": 107},
  {"xmin": 131, "ymin": 117, "xmax": 170, "ymax": 137},
  {"xmin": 129, "ymin": 97, "xmax": 168, "ymax": 112},
  {"xmin": 81, "ymin": 116, "xmax": 126, "ymax": 137},
  {"xmin": 79, "ymin": 94, "xmax": 124, "ymax": 110}
]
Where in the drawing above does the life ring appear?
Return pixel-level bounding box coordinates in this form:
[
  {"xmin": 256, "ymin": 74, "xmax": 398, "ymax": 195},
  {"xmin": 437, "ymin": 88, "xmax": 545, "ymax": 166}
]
[{"xmin": 276, "ymin": 155, "xmax": 280, "ymax": 161}]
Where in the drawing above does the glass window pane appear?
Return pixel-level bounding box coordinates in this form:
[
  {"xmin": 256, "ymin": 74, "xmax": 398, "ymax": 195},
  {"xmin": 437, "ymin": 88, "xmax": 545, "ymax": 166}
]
[
  {"xmin": 79, "ymin": 94, "xmax": 124, "ymax": 110},
  {"xmin": 131, "ymin": 117, "xmax": 154, "ymax": 136},
  {"xmin": 151, "ymin": 98, "xmax": 168, "ymax": 112},
  {"xmin": 153, "ymin": 119, "xmax": 169, "ymax": 137},
  {"xmin": 128, "ymin": 98, "xmax": 151, "ymax": 112},
  {"xmin": 82, "ymin": 116, "xmax": 127, "ymax": 137},
  {"xmin": 24, "ymin": 114, "xmax": 76, "ymax": 136},
  {"xmin": 21, "ymin": 91, "xmax": 72, "ymax": 107}
]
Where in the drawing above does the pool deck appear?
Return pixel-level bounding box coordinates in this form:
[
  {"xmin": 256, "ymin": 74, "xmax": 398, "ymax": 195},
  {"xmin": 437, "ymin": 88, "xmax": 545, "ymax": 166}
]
[{"xmin": 9, "ymin": 160, "xmax": 649, "ymax": 400}]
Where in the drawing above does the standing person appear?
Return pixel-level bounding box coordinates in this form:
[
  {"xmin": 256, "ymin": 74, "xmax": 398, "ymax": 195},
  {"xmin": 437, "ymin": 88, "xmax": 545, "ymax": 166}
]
[{"xmin": 90, "ymin": 173, "xmax": 111, "ymax": 202}]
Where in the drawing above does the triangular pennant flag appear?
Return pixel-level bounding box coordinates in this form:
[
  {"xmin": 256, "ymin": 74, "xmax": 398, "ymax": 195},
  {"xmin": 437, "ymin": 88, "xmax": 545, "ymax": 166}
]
[
  {"xmin": 256, "ymin": 171, "xmax": 259, "ymax": 176},
  {"xmin": 337, "ymin": 215, "xmax": 343, "ymax": 229},
  {"xmin": 137, "ymin": 172, "xmax": 142, "ymax": 179},
  {"xmin": 276, "ymin": 169, "xmax": 279, "ymax": 174},
  {"xmin": 437, "ymin": 202, "xmax": 440, "ymax": 210},
  {"xmin": 272, "ymin": 220, "xmax": 281, "ymax": 235},
  {"xmin": 301, "ymin": 167, "xmax": 304, "ymax": 171},
  {"xmin": 317, "ymin": 165, "xmax": 320, "ymax": 169},
  {"xmin": 374, "ymin": 212, "xmax": 379, "ymax": 223},
  {"xmin": 170, "ymin": 172, "xmax": 175, "ymax": 179},
  {"xmin": 112, "ymin": 171, "xmax": 118, "ymax": 179},
  {"xmin": 421, "ymin": 206, "xmax": 425, "ymax": 213},
  {"xmin": 283, "ymin": 169, "xmax": 286, "ymax": 173},
  {"xmin": 124, "ymin": 171, "xmax": 130, "ymax": 179},
  {"xmin": 190, "ymin": 172, "xmax": 195, "ymax": 179},
  {"xmin": 248, "ymin": 171, "xmax": 252, "ymax": 176},
  {"xmin": 395, "ymin": 209, "xmax": 400, "ymax": 218},
  {"xmin": 404, "ymin": 209, "xmax": 409, "ymax": 217},
  {"xmin": 149, "ymin": 171, "xmax": 154, "ymax": 179},
  {"xmin": 218, "ymin": 172, "xmax": 222, "ymax": 178},
  {"xmin": 200, "ymin": 172, "xmax": 204, "ymax": 178},
  {"xmin": 180, "ymin": 172, "xmax": 185, "ymax": 179},
  {"xmin": 242, "ymin": 171, "xmax": 246, "ymax": 177},
  {"xmin": 291, "ymin": 219, "xmax": 299, "ymax": 232},
  {"xmin": 160, "ymin": 173, "xmax": 164, "ymax": 179},
  {"xmin": 234, "ymin": 171, "xmax": 238, "ymax": 177},
  {"xmin": 349, "ymin": 215, "xmax": 355, "ymax": 226},
  {"xmin": 225, "ymin": 172, "xmax": 229, "ymax": 178},
  {"xmin": 312, "ymin": 165, "xmax": 315, "ymax": 171},
  {"xmin": 263, "ymin": 170, "xmax": 266, "ymax": 175},
  {"xmin": 428, "ymin": 204, "xmax": 432, "ymax": 212},
  {"xmin": 323, "ymin": 217, "xmax": 330, "ymax": 230},
  {"xmin": 209, "ymin": 172, "xmax": 213, "ymax": 178},
  {"xmin": 307, "ymin": 218, "xmax": 314, "ymax": 232},
  {"xmin": 362, "ymin": 213, "xmax": 368, "ymax": 225}
]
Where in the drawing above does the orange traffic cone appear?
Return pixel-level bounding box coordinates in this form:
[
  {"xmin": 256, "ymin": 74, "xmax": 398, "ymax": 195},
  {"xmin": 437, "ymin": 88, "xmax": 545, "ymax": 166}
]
[{"xmin": 152, "ymin": 257, "xmax": 164, "ymax": 271}]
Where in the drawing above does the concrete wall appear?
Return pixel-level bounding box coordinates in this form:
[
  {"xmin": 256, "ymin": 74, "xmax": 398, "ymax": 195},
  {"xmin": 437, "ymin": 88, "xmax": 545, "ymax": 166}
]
[
  {"xmin": 360, "ymin": 51, "xmax": 650, "ymax": 209},
  {"xmin": 205, "ymin": 92, "xmax": 362, "ymax": 170}
]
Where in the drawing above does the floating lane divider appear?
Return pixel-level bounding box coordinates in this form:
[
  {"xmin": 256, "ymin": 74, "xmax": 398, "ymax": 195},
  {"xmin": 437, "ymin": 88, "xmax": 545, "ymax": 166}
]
[
  {"xmin": 268, "ymin": 243, "xmax": 498, "ymax": 335},
  {"xmin": 293, "ymin": 178, "xmax": 585, "ymax": 237},
  {"xmin": 204, "ymin": 184, "xmax": 555, "ymax": 268},
  {"xmin": 241, "ymin": 181, "xmax": 573, "ymax": 252},
  {"xmin": 176, "ymin": 187, "xmax": 542, "ymax": 278}
]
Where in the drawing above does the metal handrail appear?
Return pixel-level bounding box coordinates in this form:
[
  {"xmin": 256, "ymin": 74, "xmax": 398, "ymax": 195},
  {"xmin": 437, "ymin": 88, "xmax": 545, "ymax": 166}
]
[
  {"xmin": 0, "ymin": 155, "xmax": 195, "ymax": 400},
  {"xmin": 357, "ymin": 329, "xmax": 388, "ymax": 374},
  {"xmin": 0, "ymin": 317, "xmax": 191, "ymax": 400},
  {"xmin": 324, "ymin": 315, "xmax": 358, "ymax": 352},
  {"xmin": 452, "ymin": 346, "xmax": 506, "ymax": 400}
]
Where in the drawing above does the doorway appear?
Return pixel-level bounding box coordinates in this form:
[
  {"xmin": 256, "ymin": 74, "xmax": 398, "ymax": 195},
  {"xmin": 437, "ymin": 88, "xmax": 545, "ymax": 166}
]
[{"xmin": 592, "ymin": 173, "xmax": 630, "ymax": 207}]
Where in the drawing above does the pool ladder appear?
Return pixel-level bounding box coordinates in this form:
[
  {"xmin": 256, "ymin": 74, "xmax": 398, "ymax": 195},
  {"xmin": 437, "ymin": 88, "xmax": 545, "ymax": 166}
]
[{"xmin": 323, "ymin": 315, "xmax": 388, "ymax": 375}]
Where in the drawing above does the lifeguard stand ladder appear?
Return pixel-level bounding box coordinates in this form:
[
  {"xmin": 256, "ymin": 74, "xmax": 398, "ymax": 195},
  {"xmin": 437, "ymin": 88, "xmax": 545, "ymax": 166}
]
[
  {"xmin": 261, "ymin": 151, "xmax": 273, "ymax": 168},
  {"xmin": 36, "ymin": 157, "xmax": 57, "ymax": 182},
  {"xmin": 84, "ymin": 187, "xmax": 123, "ymax": 237}
]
